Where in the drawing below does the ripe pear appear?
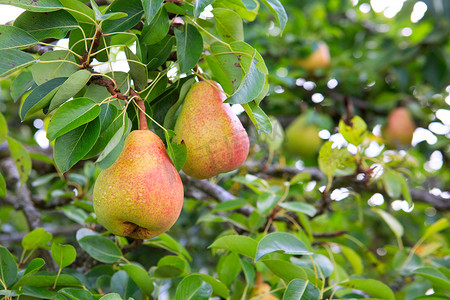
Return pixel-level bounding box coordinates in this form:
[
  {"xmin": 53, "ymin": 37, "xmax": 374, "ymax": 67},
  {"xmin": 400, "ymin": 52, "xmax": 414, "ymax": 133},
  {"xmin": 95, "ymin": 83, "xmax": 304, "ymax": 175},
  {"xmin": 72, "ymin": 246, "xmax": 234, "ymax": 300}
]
[
  {"xmin": 285, "ymin": 111, "xmax": 331, "ymax": 158},
  {"xmin": 93, "ymin": 130, "xmax": 184, "ymax": 239},
  {"xmin": 173, "ymin": 80, "xmax": 249, "ymax": 179},
  {"xmin": 382, "ymin": 107, "xmax": 415, "ymax": 148},
  {"xmin": 295, "ymin": 41, "xmax": 330, "ymax": 71},
  {"xmin": 250, "ymin": 272, "xmax": 278, "ymax": 300}
]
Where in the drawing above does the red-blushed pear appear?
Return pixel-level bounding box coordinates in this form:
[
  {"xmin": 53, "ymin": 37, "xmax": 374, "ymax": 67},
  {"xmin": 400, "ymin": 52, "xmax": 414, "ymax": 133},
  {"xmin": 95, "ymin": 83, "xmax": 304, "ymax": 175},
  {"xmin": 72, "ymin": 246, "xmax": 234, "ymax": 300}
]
[
  {"xmin": 382, "ymin": 107, "xmax": 415, "ymax": 148},
  {"xmin": 295, "ymin": 41, "xmax": 330, "ymax": 71},
  {"xmin": 173, "ymin": 80, "xmax": 250, "ymax": 179},
  {"xmin": 93, "ymin": 130, "xmax": 184, "ymax": 239}
]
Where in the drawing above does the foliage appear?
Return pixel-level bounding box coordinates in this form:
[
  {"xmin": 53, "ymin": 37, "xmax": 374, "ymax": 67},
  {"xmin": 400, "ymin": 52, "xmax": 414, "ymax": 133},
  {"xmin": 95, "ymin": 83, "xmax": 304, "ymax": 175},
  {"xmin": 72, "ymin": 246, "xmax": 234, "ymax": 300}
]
[{"xmin": 0, "ymin": 0, "xmax": 449, "ymax": 299}]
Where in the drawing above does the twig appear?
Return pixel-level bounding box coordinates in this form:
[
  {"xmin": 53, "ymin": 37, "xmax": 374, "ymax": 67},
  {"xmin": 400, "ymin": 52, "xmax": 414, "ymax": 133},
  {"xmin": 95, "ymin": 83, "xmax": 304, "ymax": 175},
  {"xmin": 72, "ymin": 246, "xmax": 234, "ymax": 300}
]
[{"xmin": 313, "ymin": 230, "xmax": 347, "ymax": 238}]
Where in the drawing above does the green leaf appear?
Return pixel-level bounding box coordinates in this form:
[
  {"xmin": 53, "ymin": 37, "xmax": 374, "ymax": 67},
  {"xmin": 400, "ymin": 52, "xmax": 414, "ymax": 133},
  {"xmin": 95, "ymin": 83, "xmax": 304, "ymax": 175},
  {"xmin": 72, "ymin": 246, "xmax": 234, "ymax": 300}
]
[
  {"xmin": 16, "ymin": 273, "xmax": 82, "ymax": 288},
  {"xmin": 78, "ymin": 235, "xmax": 123, "ymax": 264},
  {"xmin": 0, "ymin": 290, "xmax": 22, "ymax": 297},
  {"xmin": 96, "ymin": 118, "xmax": 129, "ymax": 163},
  {"xmin": 278, "ymin": 202, "xmax": 317, "ymax": 217},
  {"xmin": 291, "ymin": 254, "xmax": 334, "ymax": 278},
  {"xmin": 0, "ymin": 0, "xmax": 62, "ymax": 12},
  {"xmin": 102, "ymin": 0, "xmax": 144, "ymax": 34},
  {"xmin": 175, "ymin": 23, "xmax": 203, "ymax": 73},
  {"xmin": 31, "ymin": 50, "xmax": 79, "ymax": 85},
  {"xmin": 217, "ymin": 253, "xmax": 241, "ymax": 285},
  {"xmin": 372, "ymin": 208, "xmax": 404, "ymax": 240},
  {"xmin": 144, "ymin": 233, "xmax": 192, "ymax": 261},
  {"xmin": 243, "ymin": 102, "xmax": 272, "ymax": 134},
  {"xmin": 141, "ymin": 6, "xmax": 169, "ymax": 45},
  {"xmin": 194, "ymin": 274, "xmax": 229, "ymax": 299},
  {"xmin": 0, "ymin": 25, "xmax": 37, "ymax": 50},
  {"xmin": 163, "ymin": 77, "xmax": 194, "ymax": 129},
  {"xmin": 0, "ymin": 246, "xmax": 18, "ymax": 288},
  {"xmin": 283, "ymin": 279, "xmax": 320, "ymax": 300},
  {"xmin": 121, "ymin": 264, "xmax": 154, "ymax": 296},
  {"xmin": 289, "ymin": 173, "xmax": 311, "ymax": 185},
  {"xmin": 175, "ymin": 275, "xmax": 213, "ymax": 300},
  {"xmin": 0, "ymin": 49, "xmax": 35, "ymax": 77},
  {"xmin": 414, "ymin": 267, "xmax": 450, "ymax": 290},
  {"xmin": 10, "ymin": 68, "xmax": 35, "ymax": 102},
  {"xmin": 142, "ymin": 0, "xmax": 163, "ymax": 24},
  {"xmin": 338, "ymin": 116, "xmax": 368, "ymax": 146},
  {"xmin": 51, "ymin": 243, "xmax": 77, "ymax": 269},
  {"xmin": 54, "ymin": 118, "xmax": 101, "ymax": 173},
  {"xmin": 22, "ymin": 228, "xmax": 53, "ymax": 251},
  {"xmin": 257, "ymin": 193, "xmax": 279, "ymax": 216},
  {"xmin": 259, "ymin": 0, "xmax": 287, "ymax": 33},
  {"xmin": 205, "ymin": 42, "xmax": 242, "ymax": 95},
  {"xmin": 255, "ymin": 232, "xmax": 312, "ymax": 261},
  {"xmin": 240, "ymin": 258, "xmax": 255, "ymax": 284},
  {"xmin": 400, "ymin": 176, "xmax": 413, "ymax": 208},
  {"xmin": 147, "ymin": 35, "xmax": 175, "ymax": 70},
  {"xmin": 49, "ymin": 70, "xmax": 92, "ymax": 112},
  {"xmin": 340, "ymin": 245, "xmax": 363, "ymax": 275},
  {"xmin": 423, "ymin": 218, "xmax": 449, "ymax": 240},
  {"xmin": 59, "ymin": 0, "xmax": 95, "ymax": 23},
  {"xmin": 165, "ymin": 130, "xmax": 187, "ymax": 172},
  {"xmin": 214, "ymin": 0, "xmax": 259, "ymax": 21},
  {"xmin": 20, "ymin": 77, "xmax": 66, "ymax": 120},
  {"xmin": 0, "ymin": 112, "xmax": 6, "ymax": 144},
  {"xmin": 318, "ymin": 141, "xmax": 354, "ymax": 177},
  {"xmin": 125, "ymin": 47, "xmax": 148, "ymax": 91},
  {"xmin": 209, "ymin": 235, "xmax": 257, "ymax": 258},
  {"xmin": 59, "ymin": 288, "xmax": 94, "ymax": 300},
  {"xmin": 213, "ymin": 8, "xmax": 244, "ymax": 43},
  {"xmin": 47, "ymin": 98, "xmax": 101, "ymax": 141},
  {"xmin": 263, "ymin": 259, "xmax": 308, "ymax": 282},
  {"xmin": 0, "ymin": 173, "xmax": 5, "ymax": 198},
  {"xmin": 154, "ymin": 256, "xmax": 189, "ymax": 278},
  {"xmin": 12, "ymin": 258, "xmax": 45, "ymax": 289},
  {"xmin": 194, "ymin": 0, "xmax": 214, "ymax": 18},
  {"xmin": 226, "ymin": 57, "xmax": 265, "ymax": 104},
  {"xmin": 212, "ymin": 199, "xmax": 247, "ymax": 213},
  {"xmin": 6, "ymin": 137, "xmax": 32, "ymax": 185},
  {"xmin": 14, "ymin": 10, "xmax": 78, "ymax": 40},
  {"xmin": 382, "ymin": 169, "xmax": 403, "ymax": 198},
  {"xmin": 339, "ymin": 279, "xmax": 395, "ymax": 300},
  {"xmin": 100, "ymin": 294, "xmax": 123, "ymax": 300}
]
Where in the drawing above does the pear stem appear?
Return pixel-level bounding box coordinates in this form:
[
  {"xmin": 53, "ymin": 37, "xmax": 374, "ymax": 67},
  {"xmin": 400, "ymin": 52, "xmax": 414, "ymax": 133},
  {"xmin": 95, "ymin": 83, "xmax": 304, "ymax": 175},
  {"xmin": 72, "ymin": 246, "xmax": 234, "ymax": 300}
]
[{"xmin": 130, "ymin": 89, "xmax": 149, "ymax": 130}]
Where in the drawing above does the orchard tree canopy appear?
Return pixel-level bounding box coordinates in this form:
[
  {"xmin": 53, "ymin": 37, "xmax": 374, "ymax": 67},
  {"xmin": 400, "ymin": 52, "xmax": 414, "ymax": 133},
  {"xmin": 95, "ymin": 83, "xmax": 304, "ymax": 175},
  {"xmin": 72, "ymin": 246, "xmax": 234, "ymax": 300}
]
[{"xmin": 0, "ymin": 0, "xmax": 449, "ymax": 299}]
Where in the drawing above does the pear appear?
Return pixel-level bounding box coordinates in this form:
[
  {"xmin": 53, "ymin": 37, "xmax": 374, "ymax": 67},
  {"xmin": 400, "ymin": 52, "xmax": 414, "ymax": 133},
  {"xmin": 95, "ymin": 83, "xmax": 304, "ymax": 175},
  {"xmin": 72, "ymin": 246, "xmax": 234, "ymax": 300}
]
[
  {"xmin": 382, "ymin": 107, "xmax": 415, "ymax": 148},
  {"xmin": 295, "ymin": 41, "xmax": 330, "ymax": 71},
  {"xmin": 249, "ymin": 272, "xmax": 278, "ymax": 300},
  {"xmin": 173, "ymin": 80, "xmax": 249, "ymax": 179},
  {"xmin": 285, "ymin": 110, "xmax": 332, "ymax": 158},
  {"xmin": 93, "ymin": 130, "xmax": 184, "ymax": 239}
]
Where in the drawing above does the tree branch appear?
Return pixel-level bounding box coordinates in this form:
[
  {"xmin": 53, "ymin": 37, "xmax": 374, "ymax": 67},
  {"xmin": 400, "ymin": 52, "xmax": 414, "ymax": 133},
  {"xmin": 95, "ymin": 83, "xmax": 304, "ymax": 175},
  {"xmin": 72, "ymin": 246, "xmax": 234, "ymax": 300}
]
[
  {"xmin": 179, "ymin": 172, "xmax": 253, "ymax": 215},
  {"xmin": 0, "ymin": 158, "xmax": 58, "ymax": 270},
  {"xmin": 247, "ymin": 164, "xmax": 450, "ymax": 211}
]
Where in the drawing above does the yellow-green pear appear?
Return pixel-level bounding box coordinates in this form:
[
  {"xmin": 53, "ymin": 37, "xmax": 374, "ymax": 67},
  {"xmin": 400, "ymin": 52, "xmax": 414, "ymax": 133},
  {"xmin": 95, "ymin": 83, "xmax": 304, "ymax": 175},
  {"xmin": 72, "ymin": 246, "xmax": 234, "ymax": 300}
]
[
  {"xmin": 382, "ymin": 107, "xmax": 415, "ymax": 148},
  {"xmin": 295, "ymin": 41, "xmax": 330, "ymax": 71},
  {"xmin": 173, "ymin": 80, "xmax": 249, "ymax": 179},
  {"xmin": 285, "ymin": 110, "xmax": 333, "ymax": 158},
  {"xmin": 93, "ymin": 130, "xmax": 184, "ymax": 239}
]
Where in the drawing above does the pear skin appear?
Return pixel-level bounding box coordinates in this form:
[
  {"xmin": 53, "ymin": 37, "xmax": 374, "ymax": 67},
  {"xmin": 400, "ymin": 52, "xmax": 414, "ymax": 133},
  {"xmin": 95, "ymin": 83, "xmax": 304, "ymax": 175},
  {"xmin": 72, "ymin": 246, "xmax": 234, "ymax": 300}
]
[
  {"xmin": 93, "ymin": 130, "xmax": 184, "ymax": 239},
  {"xmin": 174, "ymin": 81, "xmax": 249, "ymax": 179},
  {"xmin": 383, "ymin": 107, "xmax": 415, "ymax": 148},
  {"xmin": 285, "ymin": 115, "xmax": 322, "ymax": 158}
]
